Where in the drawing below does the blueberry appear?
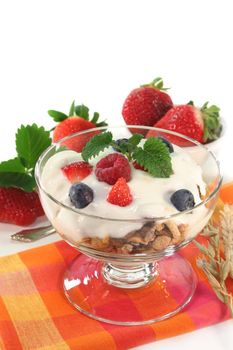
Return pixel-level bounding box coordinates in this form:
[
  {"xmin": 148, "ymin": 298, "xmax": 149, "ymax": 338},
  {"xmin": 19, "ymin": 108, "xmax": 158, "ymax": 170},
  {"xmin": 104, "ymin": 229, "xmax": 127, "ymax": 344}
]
[
  {"xmin": 112, "ymin": 138, "xmax": 129, "ymax": 152},
  {"xmin": 170, "ymin": 189, "xmax": 195, "ymax": 211},
  {"xmin": 158, "ymin": 137, "xmax": 174, "ymax": 153},
  {"xmin": 69, "ymin": 183, "xmax": 94, "ymax": 209}
]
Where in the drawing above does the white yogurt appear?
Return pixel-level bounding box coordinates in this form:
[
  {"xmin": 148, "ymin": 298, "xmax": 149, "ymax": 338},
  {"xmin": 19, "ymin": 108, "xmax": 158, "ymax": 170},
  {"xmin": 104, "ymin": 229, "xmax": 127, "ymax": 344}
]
[{"xmin": 40, "ymin": 146, "xmax": 209, "ymax": 242}]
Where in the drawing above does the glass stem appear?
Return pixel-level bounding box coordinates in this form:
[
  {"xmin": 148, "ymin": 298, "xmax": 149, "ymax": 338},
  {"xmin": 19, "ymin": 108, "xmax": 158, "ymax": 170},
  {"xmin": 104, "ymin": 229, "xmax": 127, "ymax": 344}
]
[{"xmin": 102, "ymin": 262, "xmax": 158, "ymax": 289}]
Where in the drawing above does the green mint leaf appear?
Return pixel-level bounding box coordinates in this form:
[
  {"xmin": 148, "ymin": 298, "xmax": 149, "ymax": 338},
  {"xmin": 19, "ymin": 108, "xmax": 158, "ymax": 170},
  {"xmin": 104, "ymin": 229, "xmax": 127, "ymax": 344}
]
[
  {"xmin": 16, "ymin": 124, "xmax": 52, "ymax": 170},
  {"xmin": 75, "ymin": 104, "xmax": 89, "ymax": 120},
  {"xmin": 113, "ymin": 134, "xmax": 144, "ymax": 161},
  {"xmin": 128, "ymin": 134, "xmax": 144, "ymax": 147},
  {"xmin": 133, "ymin": 137, "xmax": 173, "ymax": 178},
  {"xmin": 48, "ymin": 110, "xmax": 68, "ymax": 122},
  {"xmin": 0, "ymin": 172, "xmax": 36, "ymax": 192},
  {"xmin": 0, "ymin": 158, "xmax": 25, "ymax": 173},
  {"xmin": 82, "ymin": 131, "xmax": 113, "ymax": 161},
  {"xmin": 69, "ymin": 100, "xmax": 76, "ymax": 116}
]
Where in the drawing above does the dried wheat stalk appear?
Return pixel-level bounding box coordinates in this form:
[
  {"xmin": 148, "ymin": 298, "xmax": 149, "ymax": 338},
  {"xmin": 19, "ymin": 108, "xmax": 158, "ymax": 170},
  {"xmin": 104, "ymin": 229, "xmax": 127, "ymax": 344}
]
[{"xmin": 194, "ymin": 204, "xmax": 233, "ymax": 317}]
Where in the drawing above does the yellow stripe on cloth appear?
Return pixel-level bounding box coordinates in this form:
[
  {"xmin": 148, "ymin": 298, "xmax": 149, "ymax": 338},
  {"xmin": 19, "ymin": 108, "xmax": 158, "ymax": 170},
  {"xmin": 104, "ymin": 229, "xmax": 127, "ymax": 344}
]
[
  {"xmin": 0, "ymin": 253, "xmax": 69, "ymax": 349},
  {"xmin": 0, "ymin": 254, "xmax": 26, "ymax": 273}
]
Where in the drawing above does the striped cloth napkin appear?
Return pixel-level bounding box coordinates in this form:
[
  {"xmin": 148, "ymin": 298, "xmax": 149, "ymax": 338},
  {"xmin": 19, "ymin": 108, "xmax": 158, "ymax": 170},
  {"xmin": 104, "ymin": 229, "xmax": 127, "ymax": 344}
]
[{"xmin": 0, "ymin": 184, "xmax": 232, "ymax": 350}]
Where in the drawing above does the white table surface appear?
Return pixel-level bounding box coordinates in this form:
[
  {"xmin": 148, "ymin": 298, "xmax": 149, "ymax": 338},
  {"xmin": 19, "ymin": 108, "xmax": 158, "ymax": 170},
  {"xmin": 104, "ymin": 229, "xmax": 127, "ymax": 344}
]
[{"xmin": 1, "ymin": 1, "xmax": 233, "ymax": 348}]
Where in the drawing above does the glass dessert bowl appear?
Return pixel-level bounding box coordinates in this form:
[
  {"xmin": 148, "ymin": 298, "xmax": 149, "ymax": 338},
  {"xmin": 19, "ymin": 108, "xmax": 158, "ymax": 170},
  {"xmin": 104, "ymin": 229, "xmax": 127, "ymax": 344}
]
[{"xmin": 35, "ymin": 126, "xmax": 222, "ymax": 325}]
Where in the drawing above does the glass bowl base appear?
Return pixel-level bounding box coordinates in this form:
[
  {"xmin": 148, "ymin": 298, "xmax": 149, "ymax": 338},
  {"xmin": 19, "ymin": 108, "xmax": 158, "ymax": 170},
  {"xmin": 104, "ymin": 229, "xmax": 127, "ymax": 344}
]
[{"xmin": 63, "ymin": 253, "xmax": 197, "ymax": 326}]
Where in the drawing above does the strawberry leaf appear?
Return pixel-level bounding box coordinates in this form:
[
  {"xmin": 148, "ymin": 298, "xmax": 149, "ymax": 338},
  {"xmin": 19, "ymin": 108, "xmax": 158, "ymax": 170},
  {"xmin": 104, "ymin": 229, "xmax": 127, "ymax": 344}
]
[
  {"xmin": 0, "ymin": 158, "xmax": 25, "ymax": 173},
  {"xmin": 0, "ymin": 172, "xmax": 36, "ymax": 192},
  {"xmin": 75, "ymin": 104, "xmax": 89, "ymax": 120},
  {"xmin": 141, "ymin": 77, "xmax": 169, "ymax": 91},
  {"xmin": 16, "ymin": 124, "xmax": 52, "ymax": 170},
  {"xmin": 69, "ymin": 100, "xmax": 76, "ymax": 116},
  {"xmin": 133, "ymin": 137, "xmax": 173, "ymax": 178},
  {"xmin": 91, "ymin": 112, "xmax": 100, "ymax": 124},
  {"xmin": 82, "ymin": 131, "xmax": 113, "ymax": 161},
  {"xmin": 201, "ymin": 102, "xmax": 222, "ymax": 142},
  {"xmin": 48, "ymin": 110, "xmax": 68, "ymax": 122}
]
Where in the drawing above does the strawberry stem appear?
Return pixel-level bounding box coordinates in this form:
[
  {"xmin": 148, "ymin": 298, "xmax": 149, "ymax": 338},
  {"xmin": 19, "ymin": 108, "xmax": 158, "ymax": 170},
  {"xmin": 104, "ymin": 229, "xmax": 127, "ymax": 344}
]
[{"xmin": 141, "ymin": 77, "xmax": 169, "ymax": 91}]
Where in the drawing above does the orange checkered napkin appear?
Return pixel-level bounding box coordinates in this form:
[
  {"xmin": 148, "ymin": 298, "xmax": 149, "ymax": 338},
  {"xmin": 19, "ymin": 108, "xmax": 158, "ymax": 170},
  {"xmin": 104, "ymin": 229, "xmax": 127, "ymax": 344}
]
[{"xmin": 0, "ymin": 184, "xmax": 232, "ymax": 350}]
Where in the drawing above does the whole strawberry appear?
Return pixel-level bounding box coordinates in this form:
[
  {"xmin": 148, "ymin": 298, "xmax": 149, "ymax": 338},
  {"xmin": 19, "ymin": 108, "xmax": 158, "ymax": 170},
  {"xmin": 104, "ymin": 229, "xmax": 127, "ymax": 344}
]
[
  {"xmin": 0, "ymin": 124, "xmax": 51, "ymax": 226},
  {"xmin": 49, "ymin": 102, "xmax": 107, "ymax": 152},
  {"xmin": 122, "ymin": 77, "xmax": 173, "ymax": 133},
  {"xmin": 0, "ymin": 188, "xmax": 44, "ymax": 226},
  {"xmin": 148, "ymin": 102, "xmax": 222, "ymax": 146}
]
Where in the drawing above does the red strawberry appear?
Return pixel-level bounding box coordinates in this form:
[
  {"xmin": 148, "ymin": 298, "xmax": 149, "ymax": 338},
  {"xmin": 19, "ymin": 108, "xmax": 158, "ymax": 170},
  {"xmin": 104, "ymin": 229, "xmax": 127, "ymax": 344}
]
[
  {"xmin": 0, "ymin": 188, "xmax": 44, "ymax": 226},
  {"xmin": 122, "ymin": 77, "xmax": 173, "ymax": 134},
  {"xmin": 62, "ymin": 161, "xmax": 93, "ymax": 183},
  {"xmin": 50, "ymin": 102, "xmax": 107, "ymax": 152},
  {"xmin": 149, "ymin": 102, "xmax": 222, "ymax": 146},
  {"xmin": 95, "ymin": 153, "xmax": 131, "ymax": 185},
  {"xmin": 107, "ymin": 177, "xmax": 133, "ymax": 207}
]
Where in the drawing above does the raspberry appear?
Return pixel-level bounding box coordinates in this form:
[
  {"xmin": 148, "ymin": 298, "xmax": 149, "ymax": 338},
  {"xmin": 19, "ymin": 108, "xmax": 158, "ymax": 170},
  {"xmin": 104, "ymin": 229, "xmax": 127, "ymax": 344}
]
[
  {"xmin": 107, "ymin": 177, "xmax": 133, "ymax": 207},
  {"xmin": 95, "ymin": 153, "xmax": 131, "ymax": 185}
]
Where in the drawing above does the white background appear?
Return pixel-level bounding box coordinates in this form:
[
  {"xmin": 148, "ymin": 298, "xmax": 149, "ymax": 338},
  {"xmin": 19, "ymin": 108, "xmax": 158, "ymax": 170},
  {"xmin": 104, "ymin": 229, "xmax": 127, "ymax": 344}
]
[{"xmin": 0, "ymin": 1, "xmax": 233, "ymax": 349}]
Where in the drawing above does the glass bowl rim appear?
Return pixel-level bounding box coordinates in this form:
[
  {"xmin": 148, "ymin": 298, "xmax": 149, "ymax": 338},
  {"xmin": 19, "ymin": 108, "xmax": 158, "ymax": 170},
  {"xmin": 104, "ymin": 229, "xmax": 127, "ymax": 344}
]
[{"xmin": 35, "ymin": 125, "xmax": 223, "ymax": 223}]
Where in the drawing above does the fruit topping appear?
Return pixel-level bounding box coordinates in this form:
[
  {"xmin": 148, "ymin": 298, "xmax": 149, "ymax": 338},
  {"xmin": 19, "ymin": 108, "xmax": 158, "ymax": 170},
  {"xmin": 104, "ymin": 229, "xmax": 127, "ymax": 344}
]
[
  {"xmin": 95, "ymin": 153, "xmax": 131, "ymax": 185},
  {"xmin": 107, "ymin": 177, "xmax": 133, "ymax": 207},
  {"xmin": 170, "ymin": 189, "xmax": 195, "ymax": 211},
  {"xmin": 132, "ymin": 161, "xmax": 145, "ymax": 171},
  {"xmin": 122, "ymin": 77, "xmax": 173, "ymax": 133},
  {"xmin": 157, "ymin": 136, "xmax": 174, "ymax": 153},
  {"xmin": 69, "ymin": 183, "xmax": 94, "ymax": 209},
  {"xmin": 82, "ymin": 131, "xmax": 173, "ymax": 178},
  {"xmin": 62, "ymin": 161, "xmax": 92, "ymax": 183}
]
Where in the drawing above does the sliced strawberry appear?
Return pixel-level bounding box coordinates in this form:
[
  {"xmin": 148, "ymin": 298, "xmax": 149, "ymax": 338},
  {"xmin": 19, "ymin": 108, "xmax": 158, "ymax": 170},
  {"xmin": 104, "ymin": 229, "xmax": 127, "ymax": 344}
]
[
  {"xmin": 0, "ymin": 188, "xmax": 44, "ymax": 226},
  {"xmin": 107, "ymin": 177, "xmax": 133, "ymax": 207},
  {"xmin": 62, "ymin": 161, "xmax": 93, "ymax": 183}
]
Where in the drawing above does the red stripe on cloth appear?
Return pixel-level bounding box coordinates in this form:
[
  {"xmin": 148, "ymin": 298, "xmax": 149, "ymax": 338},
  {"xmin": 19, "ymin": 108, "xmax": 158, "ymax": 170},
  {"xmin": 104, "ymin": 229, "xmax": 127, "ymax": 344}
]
[
  {"xmin": 0, "ymin": 321, "xmax": 23, "ymax": 350},
  {"xmin": 103, "ymin": 323, "xmax": 156, "ymax": 350},
  {"xmin": 185, "ymin": 281, "xmax": 230, "ymax": 327}
]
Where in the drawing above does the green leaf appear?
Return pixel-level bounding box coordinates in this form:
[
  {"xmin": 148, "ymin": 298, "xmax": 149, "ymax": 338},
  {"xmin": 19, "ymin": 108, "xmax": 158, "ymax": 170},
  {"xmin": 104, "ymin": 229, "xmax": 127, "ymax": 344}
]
[
  {"xmin": 201, "ymin": 102, "xmax": 222, "ymax": 142},
  {"xmin": 91, "ymin": 112, "xmax": 100, "ymax": 124},
  {"xmin": 16, "ymin": 124, "xmax": 52, "ymax": 170},
  {"xmin": 128, "ymin": 133, "xmax": 144, "ymax": 147},
  {"xmin": 0, "ymin": 172, "xmax": 36, "ymax": 192},
  {"xmin": 133, "ymin": 137, "xmax": 173, "ymax": 177},
  {"xmin": 82, "ymin": 131, "xmax": 113, "ymax": 161},
  {"xmin": 75, "ymin": 104, "xmax": 89, "ymax": 120},
  {"xmin": 0, "ymin": 158, "xmax": 25, "ymax": 173},
  {"xmin": 69, "ymin": 100, "xmax": 76, "ymax": 116},
  {"xmin": 48, "ymin": 110, "xmax": 68, "ymax": 122},
  {"xmin": 141, "ymin": 77, "xmax": 169, "ymax": 91}
]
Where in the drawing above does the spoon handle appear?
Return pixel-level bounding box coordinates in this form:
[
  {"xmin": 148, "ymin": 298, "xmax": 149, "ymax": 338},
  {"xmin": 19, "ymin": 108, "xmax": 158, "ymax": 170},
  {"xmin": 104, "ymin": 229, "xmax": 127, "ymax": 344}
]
[{"xmin": 11, "ymin": 225, "xmax": 56, "ymax": 242}]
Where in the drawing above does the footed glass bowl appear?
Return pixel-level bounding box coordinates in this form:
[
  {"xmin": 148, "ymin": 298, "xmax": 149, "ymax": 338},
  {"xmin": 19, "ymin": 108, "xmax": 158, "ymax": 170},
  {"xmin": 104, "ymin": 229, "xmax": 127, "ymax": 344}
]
[{"xmin": 35, "ymin": 126, "xmax": 222, "ymax": 325}]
